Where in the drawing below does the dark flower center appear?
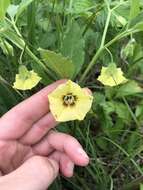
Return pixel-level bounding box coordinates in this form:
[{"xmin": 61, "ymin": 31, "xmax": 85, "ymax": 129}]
[{"xmin": 63, "ymin": 93, "xmax": 77, "ymax": 106}]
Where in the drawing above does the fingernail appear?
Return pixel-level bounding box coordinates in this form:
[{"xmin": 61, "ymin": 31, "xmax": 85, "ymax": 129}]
[{"xmin": 77, "ymin": 148, "xmax": 89, "ymax": 159}]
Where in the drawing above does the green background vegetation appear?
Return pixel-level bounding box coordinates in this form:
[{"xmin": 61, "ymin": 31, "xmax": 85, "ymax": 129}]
[{"xmin": 1, "ymin": 0, "xmax": 143, "ymax": 189}]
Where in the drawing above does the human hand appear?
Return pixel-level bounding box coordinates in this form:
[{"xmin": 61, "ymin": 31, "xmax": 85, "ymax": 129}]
[{"xmin": 0, "ymin": 80, "xmax": 89, "ymax": 190}]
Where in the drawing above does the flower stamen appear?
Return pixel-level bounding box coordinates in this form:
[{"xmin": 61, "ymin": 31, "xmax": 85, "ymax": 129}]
[{"xmin": 63, "ymin": 93, "xmax": 77, "ymax": 106}]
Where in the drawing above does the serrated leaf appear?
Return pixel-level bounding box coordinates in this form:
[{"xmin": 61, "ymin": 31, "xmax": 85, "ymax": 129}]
[
  {"xmin": 13, "ymin": 65, "xmax": 41, "ymax": 90},
  {"xmin": 39, "ymin": 48, "xmax": 75, "ymax": 79},
  {"xmin": 116, "ymin": 81, "xmax": 142, "ymax": 97},
  {"xmin": 97, "ymin": 63, "xmax": 128, "ymax": 86},
  {"xmin": 61, "ymin": 22, "xmax": 85, "ymax": 78},
  {"xmin": 0, "ymin": 0, "xmax": 10, "ymax": 20}
]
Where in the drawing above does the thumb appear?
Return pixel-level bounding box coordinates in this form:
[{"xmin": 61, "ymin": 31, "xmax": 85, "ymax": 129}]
[{"xmin": 0, "ymin": 156, "xmax": 59, "ymax": 190}]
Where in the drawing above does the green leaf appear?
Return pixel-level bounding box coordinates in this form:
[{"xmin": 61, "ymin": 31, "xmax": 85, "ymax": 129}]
[
  {"xmin": 126, "ymin": 132, "xmax": 142, "ymax": 154},
  {"xmin": 6, "ymin": 0, "xmax": 35, "ymax": 21},
  {"xmin": 13, "ymin": 65, "xmax": 41, "ymax": 90},
  {"xmin": 31, "ymin": 61, "xmax": 53, "ymax": 85},
  {"xmin": 114, "ymin": 102, "xmax": 131, "ymax": 122},
  {"xmin": 0, "ymin": 77, "xmax": 20, "ymax": 115},
  {"xmin": 129, "ymin": 0, "xmax": 140, "ymax": 20},
  {"xmin": 72, "ymin": 0, "xmax": 93, "ymax": 16},
  {"xmin": 101, "ymin": 101, "xmax": 131, "ymax": 122},
  {"xmin": 140, "ymin": 184, "xmax": 143, "ymax": 190},
  {"xmin": 15, "ymin": 0, "xmax": 35, "ymax": 21},
  {"xmin": 116, "ymin": 81, "xmax": 142, "ymax": 97},
  {"xmin": 7, "ymin": 4, "xmax": 19, "ymax": 19},
  {"xmin": 135, "ymin": 103, "xmax": 143, "ymax": 117},
  {"xmin": 0, "ymin": 39, "xmax": 14, "ymax": 56},
  {"xmin": 129, "ymin": 12, "xmax": 143, "ymax": 30},
  {"xmin": 0, "ymin": 0, "xmax": 10, "ymax": 20},
  {"xmin": 61, "ymin": 22, "xmax": 85, "ymax": 78},
  {"xmin": 121, "ymin": 39, "xmax": 136, "ymax": 60},
  {"xmin": 39, "ymin": 48, "xmax": 75, "ymax": 79}
]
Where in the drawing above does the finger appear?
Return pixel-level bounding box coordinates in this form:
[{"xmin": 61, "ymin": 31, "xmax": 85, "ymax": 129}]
[
  {"xmin": 0, "ymin": 171, "xmax": 2, "ymax": 176},
  {"xmin": 20, "ymin": 113, "xmax": 57, "ymax": 145},
  {"xmin": 0, "ymin": 80, "xmax": 66, "ymax": 140},
  {"xmin": 49, "ymin": 151, "xmax": 74, "ymax": 178},
  {"xmin": 0, "ymin": 156, "xmax": 59, "ymax": 190},
  {"xmin": 33, "ymin": 131, "xmax": 89, "ymax": 166},
  {"xmin": 83, "ymin": 87, "xmax": 92, "ymax": 95}
]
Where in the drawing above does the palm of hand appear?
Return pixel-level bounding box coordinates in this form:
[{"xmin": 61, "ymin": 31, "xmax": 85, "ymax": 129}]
[{"xmin": 0, "ymin": 140, "xmax": 33, "ymax": 175}]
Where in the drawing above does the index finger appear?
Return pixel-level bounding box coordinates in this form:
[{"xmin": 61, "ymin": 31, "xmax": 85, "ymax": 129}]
[{"xmin": 0, "ymin": 80, "xmax": 66, "ymax": 140}]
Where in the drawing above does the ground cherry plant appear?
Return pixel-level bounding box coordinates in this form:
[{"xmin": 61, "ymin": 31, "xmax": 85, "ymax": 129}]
[{"xmin": 0, "ymin": 0, "xmax": 143, "ymax": 189}]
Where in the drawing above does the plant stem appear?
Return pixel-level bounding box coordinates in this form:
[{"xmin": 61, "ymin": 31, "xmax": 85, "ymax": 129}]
[
  {"xmin": 100, "ymin": 10, "xmax": 111, "ymax": 48},
  {"xmin": 79, "ymin": 28, "xmax": 137, "ymax": 84}
]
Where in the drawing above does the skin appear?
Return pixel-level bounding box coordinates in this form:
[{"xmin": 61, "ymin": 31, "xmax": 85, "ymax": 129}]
[{"xmin": 0, "ymin": 80, "xmax": 89, "ymax": 190}]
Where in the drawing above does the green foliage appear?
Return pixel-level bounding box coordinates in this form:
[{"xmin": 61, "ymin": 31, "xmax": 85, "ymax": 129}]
[
  {"xmin": 39, "ymin": 48, "xmax": 75, "ymax": 79},
  {"xmin": 61, "ymin": 22, "xmax": 85, "ymax": 77},
  {"xmin": 116, "ymin": 81, "xmax": 142, "ymax": 97},
  {"xmin": 0, "ymin": 0, "xmax": 10, "ymax": 20},
  {"xmin": 0, "ymin": 0, "xmax": 143, "ymax": 189},
  {"xmin": 129, "ymin": 0, "xmax": 140, "ymax": 20},
  {"xmin": 140, "ymin": 184, "xmax": 143, "ymax": 190}
]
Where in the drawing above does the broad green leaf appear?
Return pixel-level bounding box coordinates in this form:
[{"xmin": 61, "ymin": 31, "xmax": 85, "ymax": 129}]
[
  {"xmin": 0, "ymin": 0, "xmax": 10, "ymax": 20},
  {"xmin": 13, "ymin": 65, "xmax": 41, "ymax": 90},
  {"xmin": 116, "ymin": 81, "xmax": 142, "ymax": 97},
  {"xmin": 61, "ymin": 22, "xmax": 85, "ymax": 78},
  {"xmin": 129, "ymin": 12, "xmax": 143, "ymax": 30},
  {"xmin": 130, "ymin": 0, "xmax": 140, "ymax": 20},
  {"xmin": 39, "ymin": 48, "xmax": 75, "ymax": 79},
  {"xmin": 97, "ymin": 63, "xmax": 128, "ymax": 86},
  {"xmin": 140, "ymin": 184, "xmax": 143, "ymax": 190}
]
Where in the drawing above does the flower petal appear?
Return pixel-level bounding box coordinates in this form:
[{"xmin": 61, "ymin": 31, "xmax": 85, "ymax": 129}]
[
  {"xmin": 13, "ymin": 66, "xmax": 41, "ymax": 90},
  {"xmin": 48, "ymin": 80, "xmax": 93, "ymax": 122},
  {"xmin": 97, "ymin": 63, "xmax": 128, "ymax": 86}
]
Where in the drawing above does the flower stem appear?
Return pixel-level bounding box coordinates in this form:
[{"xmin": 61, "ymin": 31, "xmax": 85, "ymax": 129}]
[
  {"xmin": 79, "ymin": 28, "xmax": 136, "ymax": 84},
  {"xmin": 100, "ymin": 10, "xmax": 111, "ymax": 48}
]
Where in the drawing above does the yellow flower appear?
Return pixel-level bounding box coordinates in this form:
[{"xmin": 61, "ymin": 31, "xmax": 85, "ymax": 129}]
[
  {"xmin": 48, "ymin": 80, "xmax": 93, "ymax": 122},
  {"xmin": 13, "ymin": 65, "xmax": 41, "ymax": 90},
  {"xmin": 97, "ymin": 63, "xmax": 128, "ymax": 87}
]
